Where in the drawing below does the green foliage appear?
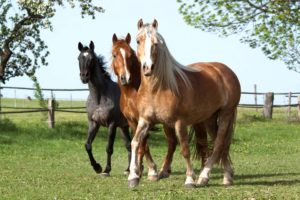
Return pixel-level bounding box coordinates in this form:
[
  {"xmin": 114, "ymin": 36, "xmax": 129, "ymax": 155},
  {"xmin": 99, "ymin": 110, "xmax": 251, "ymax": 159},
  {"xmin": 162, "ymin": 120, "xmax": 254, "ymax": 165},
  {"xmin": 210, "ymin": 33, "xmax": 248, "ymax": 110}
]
[
  {"xmin": 0, "ymin": 0, "xmax": 104, "ymax": 83},
  {"xmin": 30, "ymin": 75, "xmax": 47, "ymax": 119},
  {"xmin": 31, "ymin": 75, "xmax": 46, "ymax": 107},
  {"xmin": 178, "ymin": 0, "xmax": 300, "ymax": 71}
]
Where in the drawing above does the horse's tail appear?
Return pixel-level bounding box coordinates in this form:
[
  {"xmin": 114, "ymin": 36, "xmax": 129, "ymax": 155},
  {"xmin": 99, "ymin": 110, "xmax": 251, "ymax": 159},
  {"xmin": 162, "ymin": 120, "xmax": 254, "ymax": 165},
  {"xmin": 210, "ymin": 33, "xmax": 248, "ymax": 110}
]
[
  {"xmin": 188, "ymin": 127, "xmax": 198, "ymax": 160},
  {"xmin": 189, "ymin": 124, "xmax": 210, "ymax": 166}
]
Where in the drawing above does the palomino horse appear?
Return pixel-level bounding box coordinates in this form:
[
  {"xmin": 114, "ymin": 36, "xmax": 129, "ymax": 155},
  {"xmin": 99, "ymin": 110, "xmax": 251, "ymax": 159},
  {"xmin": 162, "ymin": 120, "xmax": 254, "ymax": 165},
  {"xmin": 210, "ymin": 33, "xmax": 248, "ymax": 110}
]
[
  {"xmin": 77, "ymin": 41, "xmax": 131, "ymax": 176},
  {"xmin": 127, "ymin": 19, "xmax": 241, "ymax": 188},
  {"xmin": 111, "ymin": 33, "xmax": 210, "ymax": 181}
]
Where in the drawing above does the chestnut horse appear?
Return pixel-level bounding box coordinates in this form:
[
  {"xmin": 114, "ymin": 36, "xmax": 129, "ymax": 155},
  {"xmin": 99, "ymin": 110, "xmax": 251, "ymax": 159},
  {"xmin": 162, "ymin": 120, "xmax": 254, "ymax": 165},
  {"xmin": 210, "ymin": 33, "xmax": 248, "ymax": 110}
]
[
  {"xmin": 111, "ymin": 33, "xmax": 175, "ymax": 180},
  {"xmin": 127, "ymin": 19, "xmax": 241, "ymax": 188},
  {"xmin": 111, "ymin": 33, "xmax": 210, "ymax": 182}
]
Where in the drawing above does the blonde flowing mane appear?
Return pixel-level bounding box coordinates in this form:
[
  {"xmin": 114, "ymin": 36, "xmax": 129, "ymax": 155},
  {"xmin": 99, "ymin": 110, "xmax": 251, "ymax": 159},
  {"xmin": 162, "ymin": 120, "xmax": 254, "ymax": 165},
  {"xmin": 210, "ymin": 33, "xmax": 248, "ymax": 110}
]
[{"xmin": 138, "ymin": 25, "xmax": 198, "ymax": 95}]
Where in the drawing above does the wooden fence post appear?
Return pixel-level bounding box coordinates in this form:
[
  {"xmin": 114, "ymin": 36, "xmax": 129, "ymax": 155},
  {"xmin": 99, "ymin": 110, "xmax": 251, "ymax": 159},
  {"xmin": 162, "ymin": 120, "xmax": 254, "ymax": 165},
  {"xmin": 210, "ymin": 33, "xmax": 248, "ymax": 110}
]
[
  {"xmin": 48, "ymin": 98, "xmax": 55, "ymax": 128},
  {"xmin": 287, "ymin": 92, "xmax": 292, "ymax": 119},
  {"xmin": 298, "ymin": 96, "xmax": 300, "ymax": 121},
  {"xmin": 263, "ymin": 92, "xmax": 274, "ymax": 119},
  {"xmin": 254, "ymin": 84, "xmax": 257, "ymax": 111}
]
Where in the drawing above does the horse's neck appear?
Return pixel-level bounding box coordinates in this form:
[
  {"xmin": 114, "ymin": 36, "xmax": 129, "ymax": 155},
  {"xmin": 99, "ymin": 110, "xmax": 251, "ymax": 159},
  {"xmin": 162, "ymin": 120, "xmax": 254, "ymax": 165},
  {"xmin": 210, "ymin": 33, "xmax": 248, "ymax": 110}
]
[
  {"xmin": 118, "ymin": 56, "xmax": 141, "ymax": 104},
  {"xmin": 140, "ymin": 71, "xmax": 154, "ymax": 94},
  {"xmin": 120, "ymin": 83, "xmax": 137, "ymax": 100},
  {"xmin": 131, "ymin": 56, "xmax": 141, "ymax": 91},
  {"xmin": 88, "ymin": 65, "xmax": 106, "ymax": 102}
]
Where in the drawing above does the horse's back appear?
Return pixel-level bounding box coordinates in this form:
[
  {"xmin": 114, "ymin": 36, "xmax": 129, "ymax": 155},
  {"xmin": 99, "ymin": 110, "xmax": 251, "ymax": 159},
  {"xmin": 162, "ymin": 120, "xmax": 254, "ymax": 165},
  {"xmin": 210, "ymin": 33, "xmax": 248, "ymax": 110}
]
[{"xmin": 188, "ymin": 62, "xmax": 241, "ymax": 107}]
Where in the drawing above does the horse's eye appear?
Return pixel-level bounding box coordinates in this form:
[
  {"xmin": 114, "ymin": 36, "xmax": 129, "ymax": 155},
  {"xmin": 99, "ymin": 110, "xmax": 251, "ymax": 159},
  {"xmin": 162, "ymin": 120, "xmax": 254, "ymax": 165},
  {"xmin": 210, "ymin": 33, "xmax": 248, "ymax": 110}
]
[
  {"xmin": 136, "ymin": 40, "xmax": 140, "ymax": 45},
  {"xmin": 113, "ymin": 54, "xmax": 117, "ymax": 59}
]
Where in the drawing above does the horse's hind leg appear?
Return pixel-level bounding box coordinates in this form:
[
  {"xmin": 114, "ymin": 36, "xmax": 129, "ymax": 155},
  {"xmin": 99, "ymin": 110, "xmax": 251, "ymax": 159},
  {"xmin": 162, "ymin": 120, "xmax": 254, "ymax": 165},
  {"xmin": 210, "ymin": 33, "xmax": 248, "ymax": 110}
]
[
  {"xmin": 158, "ymin": 126, "xmax": 177, "ymax": 179},
  {"xmin": 221, "ymin": 110, "xmax": 236, "ymax": 186},
  {"xmin": 85, "ymin": 121, "xmax": 101, "ymax": 173},
  {"xmin": 120, "ymin": 126, "xmax": 132, "ymax": 175},
  {"xmin": 102, "ymin": 123, "xmax": 117, "ymax": 176},
  {"xmin": 175, "ymin": 121, "xmax": 196, "ymax": 187},
  {"xmin": 198, "ymin": 110, "xmax": 235, "ymax": 186}
]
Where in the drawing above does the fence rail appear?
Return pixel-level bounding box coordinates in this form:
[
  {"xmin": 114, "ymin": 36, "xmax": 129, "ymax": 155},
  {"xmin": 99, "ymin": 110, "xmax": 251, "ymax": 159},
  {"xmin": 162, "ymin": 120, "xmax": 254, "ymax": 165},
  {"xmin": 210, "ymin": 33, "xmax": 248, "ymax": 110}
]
[
  {"xmin": 0, "ymin": 86, "xmax": 88, "ymax": 92},
  {"xmin": 1, "ymin": 86, "xmax": 300, "ymax": 127}
]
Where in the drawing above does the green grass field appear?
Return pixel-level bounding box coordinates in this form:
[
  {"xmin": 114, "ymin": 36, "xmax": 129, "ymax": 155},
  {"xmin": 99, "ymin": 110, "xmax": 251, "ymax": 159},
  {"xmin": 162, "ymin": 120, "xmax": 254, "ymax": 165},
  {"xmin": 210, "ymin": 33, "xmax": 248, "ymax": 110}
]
[{"xmin": 0, "ymin": 99, "xmax": 300, "ymax": 199}]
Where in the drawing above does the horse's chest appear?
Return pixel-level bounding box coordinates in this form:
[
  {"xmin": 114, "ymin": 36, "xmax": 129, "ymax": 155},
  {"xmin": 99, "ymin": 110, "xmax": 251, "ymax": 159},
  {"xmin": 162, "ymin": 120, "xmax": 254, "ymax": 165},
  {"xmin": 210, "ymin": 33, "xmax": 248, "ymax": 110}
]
[
  {"xmin": 138, "ymin": 97, "xmax": 176, "ymax": 124},
  {"xmin": 123, "ymin": 104, "xmax": 138, "ymax": 122},
  {"xmin": 88, "ymin": 99, "xmax": 115, "ymax": 126},
  {"xmin": 120, "ymin": 96, "xmax": 138, "ymax": 122}
]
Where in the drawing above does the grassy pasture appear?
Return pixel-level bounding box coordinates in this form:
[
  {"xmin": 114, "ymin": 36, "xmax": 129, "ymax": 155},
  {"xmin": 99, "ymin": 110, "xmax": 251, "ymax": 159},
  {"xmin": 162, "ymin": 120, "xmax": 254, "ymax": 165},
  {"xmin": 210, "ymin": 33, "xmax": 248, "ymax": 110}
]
[{"xmin": 0, "ymin": 99, "xmax": 300, "ymax": 199}]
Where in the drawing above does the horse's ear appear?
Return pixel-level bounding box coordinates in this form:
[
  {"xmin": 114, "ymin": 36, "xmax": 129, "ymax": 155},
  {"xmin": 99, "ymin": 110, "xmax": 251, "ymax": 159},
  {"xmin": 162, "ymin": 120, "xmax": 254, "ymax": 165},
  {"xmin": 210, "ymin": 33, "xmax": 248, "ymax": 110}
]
[
  {"xmin": 78, "ymin": 42, "xmax": 83, "ymax": 51},
  {"xmin": 152, "ymin": 19, "xmax": 158, "ymax": 30},
  {"xmin": 137, "ymin": 19, "xmax": 143, "ymax": 30},
  {"xmin": 112, "ymin": 34, "xmax": 118, "ymax": 44},
  {"xmin": 125, "ymin": 33, "xmax": 131, "ymax": 44},
  {"xmin": 89, "ymin": 41, "xmax": 95, "ymax": 51}
]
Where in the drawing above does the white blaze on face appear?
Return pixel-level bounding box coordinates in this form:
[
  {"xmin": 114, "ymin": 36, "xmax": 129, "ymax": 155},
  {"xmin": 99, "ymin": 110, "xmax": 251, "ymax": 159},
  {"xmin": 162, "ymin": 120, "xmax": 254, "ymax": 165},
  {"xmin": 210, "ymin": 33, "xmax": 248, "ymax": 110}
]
[
  {"xmin": 142, "ymin": 31, "xmax": 153, "ymax": 69},
  {"xmin": 120, "ymin": 48, "xmax": 130, "ymax": 82},
  {"xmin": 83, "ymin": 52, "xmax": 89, "ymax": 57}
]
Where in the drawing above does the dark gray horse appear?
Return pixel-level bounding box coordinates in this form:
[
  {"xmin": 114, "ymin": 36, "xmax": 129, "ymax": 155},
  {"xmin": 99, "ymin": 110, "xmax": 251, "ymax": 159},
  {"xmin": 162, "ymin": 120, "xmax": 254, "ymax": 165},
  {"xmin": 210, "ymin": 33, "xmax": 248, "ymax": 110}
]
[{"xmin": 77, "ymin": 41, "xmax": 131, "ymax": 176}]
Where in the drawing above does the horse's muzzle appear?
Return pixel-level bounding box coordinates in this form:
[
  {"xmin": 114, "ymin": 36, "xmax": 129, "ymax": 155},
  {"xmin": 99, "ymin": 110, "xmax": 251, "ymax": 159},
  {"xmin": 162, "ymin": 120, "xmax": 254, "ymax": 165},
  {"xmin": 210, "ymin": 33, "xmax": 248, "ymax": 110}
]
[
  {"xmin": 80, "ymin": 76, "xmax": 89, "ymax": 84},
  {"xmin": 120, "ymin": 74, "xmax": 131, "ymax": 85},
  {"xmin": 143, "ymin": 64, "xmax": 154, "ymax": 76}
]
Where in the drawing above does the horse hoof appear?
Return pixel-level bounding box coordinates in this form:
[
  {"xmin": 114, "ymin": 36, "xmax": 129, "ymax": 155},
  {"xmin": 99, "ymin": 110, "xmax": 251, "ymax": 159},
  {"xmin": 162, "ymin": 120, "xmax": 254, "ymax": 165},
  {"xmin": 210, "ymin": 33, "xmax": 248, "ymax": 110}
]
[
  {"xmin": 158, "ymin": 171, "xmax": 170, "ymax": 180},
  {"xmin": 148, "ymin": 175, "xmax": 158, "ymax": 182},
  {"xmin": 185, "ymin": 183, "xmax": 196, "ymax": 188},
  {"xmin": 100, "ymin": 172, "xmax": 110, "ymax": 177},
  {"xmin": 128, "ymin": 178, "xmax": 139, "ymax": 188},
  {"xmin": 223, "ymin": 180, "xmax": 233, "ymax": 187},
  {"xmin": 93, "ymin": 164, "xmax": 102, "ymax": 174},
  {"xmin": 197, "ymin": 177, "xmax": 209, "ymax": 187}
]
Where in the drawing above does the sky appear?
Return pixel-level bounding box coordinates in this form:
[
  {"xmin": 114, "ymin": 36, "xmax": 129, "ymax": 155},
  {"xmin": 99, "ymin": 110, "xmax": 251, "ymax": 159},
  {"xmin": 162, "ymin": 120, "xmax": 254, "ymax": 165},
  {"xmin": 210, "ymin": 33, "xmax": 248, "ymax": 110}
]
[{"xmin": 2, "ymin": 0, "xmax": 300, "ymax": 105}]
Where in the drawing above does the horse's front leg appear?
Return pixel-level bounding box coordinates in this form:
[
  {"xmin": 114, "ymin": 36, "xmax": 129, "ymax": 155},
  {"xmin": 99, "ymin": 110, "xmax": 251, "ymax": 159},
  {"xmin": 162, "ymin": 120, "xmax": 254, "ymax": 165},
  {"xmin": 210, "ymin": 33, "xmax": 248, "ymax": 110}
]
[
  {"xmin": 85, "ymin": 121, "xmax": 101, "ymax": 173},
  {"xmin": 128, "ymin": 118, "xmax": 150, "ymax": 188},
  {"xmin": 140, "ymin": 135, "xmax": 158, "ymax": 181},
  {"xmin": 175, "ymin": 121, "xmax": 196, "ymax": 188},
  {"xmin": 158, "ymin": 125, "xmax": 177, "ymax": 179},
  {"xmin": 102, "ymin": 123, "xmax": 117, "ymax": 176},
  {"xmin": 120, "ymin": 125, "xmax": 132, "ymax": 175}
]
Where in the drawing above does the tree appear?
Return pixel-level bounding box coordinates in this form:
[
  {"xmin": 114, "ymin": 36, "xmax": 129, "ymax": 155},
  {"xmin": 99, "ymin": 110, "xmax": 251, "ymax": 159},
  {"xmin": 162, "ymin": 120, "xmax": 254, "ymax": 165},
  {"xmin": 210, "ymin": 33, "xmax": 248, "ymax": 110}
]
[
  {"xmin": 0, "ymin": 0, "xmax": 104, "ymax": 83},
  {"xmin": 177, "ymin": 0, "xmax": 300, "ymax": 71}
]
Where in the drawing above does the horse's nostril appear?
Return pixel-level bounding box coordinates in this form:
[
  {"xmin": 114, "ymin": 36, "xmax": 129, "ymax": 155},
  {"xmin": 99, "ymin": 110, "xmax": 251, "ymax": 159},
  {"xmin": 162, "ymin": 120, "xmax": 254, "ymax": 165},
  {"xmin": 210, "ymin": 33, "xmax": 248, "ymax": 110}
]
[
  {"xmin": 143, "ymin": 64, "xmax": 146, "ymax": 70},
  {"xmin": 120, "ymin": 75, "xmax": 126, "ymax": 81}
]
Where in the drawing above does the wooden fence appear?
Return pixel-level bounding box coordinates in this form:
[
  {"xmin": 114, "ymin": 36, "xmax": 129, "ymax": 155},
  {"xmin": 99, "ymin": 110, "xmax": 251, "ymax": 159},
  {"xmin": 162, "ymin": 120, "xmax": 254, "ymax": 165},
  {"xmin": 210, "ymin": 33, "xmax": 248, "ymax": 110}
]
[{"xmin": 1, "ymin": 86, "xmax": 300, "ymax": 128}]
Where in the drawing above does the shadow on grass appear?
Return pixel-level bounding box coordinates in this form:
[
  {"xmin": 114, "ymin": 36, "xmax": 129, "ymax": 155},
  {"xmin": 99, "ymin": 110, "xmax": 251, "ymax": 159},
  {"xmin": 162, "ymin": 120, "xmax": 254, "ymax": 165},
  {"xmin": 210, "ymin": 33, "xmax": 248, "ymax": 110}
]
[
  {"xmin": 0, "ymin": 119, "xmax": 169, "ymax": 147},
  {"xmin": 0, "ymin": 118, "xmax": 18, "ymax": 132},
  {"xmin": 237, "ymin": 113, "xmax": 267, "ymax": 125},
  {"xmin": 0, "ymin": 119, "xmax": 87, "ymax": 143},
  {"xmin": 235, "ymin": 172, "xmax": 300, "ymax": 186},
  {"xmin": 157, "ymin": 171, "xmax": 300, "ymax": 187},
  {"xmin": 0, "ymin": 118, "xmax": 18, "ymax": 145}
]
